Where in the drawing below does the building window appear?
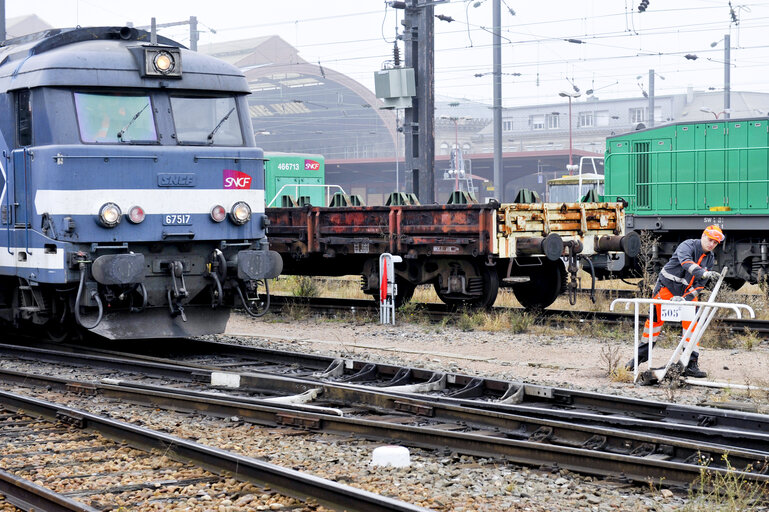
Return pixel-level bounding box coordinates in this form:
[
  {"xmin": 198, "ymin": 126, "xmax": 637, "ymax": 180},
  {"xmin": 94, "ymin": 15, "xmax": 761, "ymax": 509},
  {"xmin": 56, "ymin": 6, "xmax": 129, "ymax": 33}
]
[
  {"xmin": 629, "ymin": 107, "xmax": 645, "ymax": 124},
  {"xmin": 462, "ymin": 143, "xmax": 471, "ymax": 152},
  {"xmin": 653, "ymin": 106, "xmax": 662, "ymax": 123},
  {"xmin": 546, "ymin": 114, "xmax": 560, "ymax": 129},
  {"xmin": 503, "ymin": 120, "xmax": 513, "ymax": 131},
  {"xmin": 530, "ymin": 114, "xmax": 545, "ymax": 130},
  {"xmin": 578, "ymin": 111, "xmax": 594, "ymax": 128},
  {"xmin": 595, "ymin": 110, "xmax": 610, "ymax": 127},
  {"xmin": 440, "ymin": 142, "xmax": 450, "ymax": 155}
]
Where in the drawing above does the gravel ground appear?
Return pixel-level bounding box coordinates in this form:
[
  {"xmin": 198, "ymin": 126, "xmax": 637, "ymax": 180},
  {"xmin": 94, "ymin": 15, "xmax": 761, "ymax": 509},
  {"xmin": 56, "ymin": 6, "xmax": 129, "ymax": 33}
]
[
  {"xmin": 2, "ymin": 310, "xmax": 768, "ymax": 511},
  {"xmin": 0, "ymin": 385, "xmax": 698, "ymax": 512},
  {"xmin": 225, "ymin": 311, "xmax": 769, "ymax": 410}
]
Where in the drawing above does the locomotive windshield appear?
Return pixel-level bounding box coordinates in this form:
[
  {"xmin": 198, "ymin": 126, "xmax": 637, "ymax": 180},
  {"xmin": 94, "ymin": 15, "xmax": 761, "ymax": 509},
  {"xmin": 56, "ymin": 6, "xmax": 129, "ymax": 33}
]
[
  {"xmin": 74, "ymin": 92, "xmax": 158, "ymax": 144},
  {"xmin": 170, "ymin": 95, "xmax": 243, "ymax": 146}
]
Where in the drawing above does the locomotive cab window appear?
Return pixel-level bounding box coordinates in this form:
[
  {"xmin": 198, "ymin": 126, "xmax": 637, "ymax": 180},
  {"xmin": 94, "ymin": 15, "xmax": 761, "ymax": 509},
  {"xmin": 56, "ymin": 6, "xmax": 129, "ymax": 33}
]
[
  {"xmin": 170, "ymin": 95, "xmax": 243, "ymax": 146},
  {"xmin": 16, "ymin": 89, "xmax": 32, "ymax": 147},
  {"xmin": 74, "ymin": 92, "xmax": 158, "ymax": 144}
]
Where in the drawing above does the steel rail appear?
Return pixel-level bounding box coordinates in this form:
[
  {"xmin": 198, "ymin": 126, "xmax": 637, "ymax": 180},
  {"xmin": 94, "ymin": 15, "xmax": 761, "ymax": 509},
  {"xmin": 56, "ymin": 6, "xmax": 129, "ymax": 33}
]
[
  {"xmin": 0, "ymin": 389, "xmax": 428, "ymax": 512},
  {"xmin": 0, "ymin": 468, "xmax": 99, "ymax": 512},
  {"xmin": 2, "ymin": 368, "xmax": 768, "ymax": 488},
  {"xmin": 2, "ymin": 341, "xmax": 769, "ymax": 450},
  {"xmin": 49, "ymin": 337, "xmax": 769, "ymax": 437}
]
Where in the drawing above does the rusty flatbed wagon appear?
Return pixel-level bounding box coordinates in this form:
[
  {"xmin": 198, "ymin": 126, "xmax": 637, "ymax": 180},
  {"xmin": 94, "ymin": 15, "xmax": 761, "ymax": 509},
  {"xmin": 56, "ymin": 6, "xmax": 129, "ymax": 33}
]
[{"xmin": 266, "ymin": 201, "xmax": 639, "ymax": 309}]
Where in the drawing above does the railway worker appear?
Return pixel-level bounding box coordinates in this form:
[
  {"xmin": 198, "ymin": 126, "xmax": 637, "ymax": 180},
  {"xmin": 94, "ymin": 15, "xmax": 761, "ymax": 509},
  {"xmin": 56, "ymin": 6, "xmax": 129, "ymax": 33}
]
[{"xmin": 626, "ymin": 225, "xmax": 725, "ymax": 378}]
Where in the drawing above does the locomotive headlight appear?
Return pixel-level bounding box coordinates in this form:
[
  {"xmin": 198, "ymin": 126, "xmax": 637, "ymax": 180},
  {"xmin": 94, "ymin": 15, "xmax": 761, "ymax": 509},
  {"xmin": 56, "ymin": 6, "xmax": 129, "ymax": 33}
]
[
  {"xmin": 98, "ymin": 202, "xmax": 122, "ymax": 228},
  {"xmin": 153, "ymin": 51, "xmax": 175, "ymax": 74},
  {"xmin": 230, "ymin": 201, "xmax": 251, "ymax": 225},
  {"xmin": 210, "ymin": 205, "xmax": 226, "ymax": 223},
  {"xmin": 127, "ymin": 205, "xmax": 145, "ymax": 224},
  {"xmin": 139, "ymin": 47, "xmax": 182, "ymax": 78}
]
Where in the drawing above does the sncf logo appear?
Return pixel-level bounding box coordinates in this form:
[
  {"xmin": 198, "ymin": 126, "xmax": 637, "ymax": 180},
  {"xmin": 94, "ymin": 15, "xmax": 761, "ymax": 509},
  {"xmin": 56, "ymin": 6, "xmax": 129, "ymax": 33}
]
[
  {"xmin": 304, "ymin": 159, "xmax": 321, "ymax": 171},
  {"xmin": 223, "ymin": 170, "xmax": 252, "ymax": 189}
]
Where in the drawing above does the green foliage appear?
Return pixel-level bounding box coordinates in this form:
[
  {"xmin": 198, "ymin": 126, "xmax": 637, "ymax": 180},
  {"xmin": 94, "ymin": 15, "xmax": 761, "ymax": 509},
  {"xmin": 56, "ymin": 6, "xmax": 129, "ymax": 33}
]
[
  {"xmin": 290, "ymin": 276, "xmax": 321, "ymax": 298},
  {"xmin": 509, "ymin": 311, "xmax": 533, "ymax": 334}
]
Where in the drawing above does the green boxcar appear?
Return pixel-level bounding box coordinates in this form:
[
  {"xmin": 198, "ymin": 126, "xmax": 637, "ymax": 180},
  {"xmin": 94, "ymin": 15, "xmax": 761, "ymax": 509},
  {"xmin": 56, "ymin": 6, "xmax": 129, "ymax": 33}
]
[
  {"xmin": 264, "ymin": 152, "xmax": 325, "ymax": 207},
  {"xmin": 602, "ymin": 118, "xmax": 769, "ymax": 287},
  {"xmin": 605, "ymin": 118, "xmax": 769, "ymax": 215}
]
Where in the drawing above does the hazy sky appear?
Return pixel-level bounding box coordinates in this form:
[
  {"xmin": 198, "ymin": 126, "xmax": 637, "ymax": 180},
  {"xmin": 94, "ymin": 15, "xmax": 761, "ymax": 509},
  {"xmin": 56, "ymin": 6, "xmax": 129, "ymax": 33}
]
[{"xmin": 8, "ymin": 1, "xmax": 768, "ymax": 110}]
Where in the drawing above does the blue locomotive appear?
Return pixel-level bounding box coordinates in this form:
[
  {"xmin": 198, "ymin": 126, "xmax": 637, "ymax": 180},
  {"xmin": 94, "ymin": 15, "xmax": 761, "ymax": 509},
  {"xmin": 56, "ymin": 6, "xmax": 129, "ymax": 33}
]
[{"xmin": 0, "ymin": 27, "xmax": 282, "ymax": 339}]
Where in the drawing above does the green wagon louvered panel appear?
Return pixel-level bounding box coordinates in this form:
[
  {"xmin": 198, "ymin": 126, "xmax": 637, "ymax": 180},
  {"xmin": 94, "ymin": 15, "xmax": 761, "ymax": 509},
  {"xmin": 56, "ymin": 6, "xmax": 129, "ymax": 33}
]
[
  {"xmin": 652, "ymin": 138, "xmax": 672, "ymax": 211},
  {"xmin": 745, "ymin": 120, "xmax": 769, "ymax": 211},
  {"xmin": 675, "ymin": 125, "xmax": 696, "ymax": 212},
  {"xmin": 633, "ymin": 141, "xmax": 651, "ymax": 209}
]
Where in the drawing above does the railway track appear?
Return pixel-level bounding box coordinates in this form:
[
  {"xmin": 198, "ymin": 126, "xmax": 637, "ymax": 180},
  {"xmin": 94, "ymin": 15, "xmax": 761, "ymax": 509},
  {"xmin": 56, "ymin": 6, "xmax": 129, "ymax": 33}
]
[
  {"xmin": 266, "ymin": 295, "xmax": 769, "ymax": 335},
  {"xmin": 1, "ymin": 340, "xmax": 768, "ymax": 490},
  {"xmin": 0, "ymin": 389, "xmax": 427, "ymax": 512}
]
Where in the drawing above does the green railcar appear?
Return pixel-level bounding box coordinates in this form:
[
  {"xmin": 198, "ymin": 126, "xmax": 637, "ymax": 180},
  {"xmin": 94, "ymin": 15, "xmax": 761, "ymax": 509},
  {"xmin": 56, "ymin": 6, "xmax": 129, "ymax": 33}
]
[
  {"xmin": 603, "ymin": 118, "xmax": 769, "ymax": 287},
  {"xmin": 264, "ymin": 152, "xmax": 326, "ymax": 207}
]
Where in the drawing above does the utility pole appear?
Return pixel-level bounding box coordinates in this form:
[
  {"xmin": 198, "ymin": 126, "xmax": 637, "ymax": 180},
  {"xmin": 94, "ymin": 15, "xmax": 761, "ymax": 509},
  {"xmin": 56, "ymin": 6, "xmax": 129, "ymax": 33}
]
[
  {"xmin": 724, "ymin": 33, "xmax": 731, "ymax": 119},
  {"xmin": 648, "ymin": 69, "xmax": 655, "ymax": 128},
  {"xmin": 0, "ymin": 0, "xmax": 5, "ymax": 41},
  {"xmin": 402, "ymin": 0, "xmax": 436, "ymax": 203},
  {"xmin": 492, "ymin": 0, "xmax": 502, "ymax": 201}
]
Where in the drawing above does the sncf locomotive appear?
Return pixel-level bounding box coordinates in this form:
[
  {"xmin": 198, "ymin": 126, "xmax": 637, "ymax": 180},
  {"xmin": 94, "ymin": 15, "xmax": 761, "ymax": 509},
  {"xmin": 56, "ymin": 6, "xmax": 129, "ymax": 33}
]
[{"xmin": 0, "ymin": 27, "xmax": 282, "ymax": 339}]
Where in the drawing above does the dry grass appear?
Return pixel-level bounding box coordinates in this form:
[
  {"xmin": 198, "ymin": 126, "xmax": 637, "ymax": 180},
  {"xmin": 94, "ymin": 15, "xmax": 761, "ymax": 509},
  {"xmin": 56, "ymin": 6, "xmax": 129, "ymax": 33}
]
[
  {"xmin": 269, "ymin": 272, "xmax": 769, "ymax": 351},
  {"xmin": 681, "ymin": 455, "xmax": 769, "ymax": 512},
  {"xmin": 600, "ymin": 342, "xmax": 635, "ymax": 383},
  {"xmin": 609, "ymin": 365, "xmax": 634, "ymax": 383}
]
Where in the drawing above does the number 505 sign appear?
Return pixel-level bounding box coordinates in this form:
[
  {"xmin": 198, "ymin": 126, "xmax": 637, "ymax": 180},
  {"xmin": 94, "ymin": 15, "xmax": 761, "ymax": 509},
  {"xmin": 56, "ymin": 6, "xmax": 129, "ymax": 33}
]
[{"xmin": 660, "ymin": 303, "xmax": 696, "ymax": 322}]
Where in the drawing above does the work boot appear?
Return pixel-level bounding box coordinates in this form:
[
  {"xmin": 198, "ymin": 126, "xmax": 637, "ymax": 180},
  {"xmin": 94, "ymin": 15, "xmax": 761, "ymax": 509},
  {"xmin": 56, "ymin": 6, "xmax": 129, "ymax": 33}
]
[
  {"xmin": 684, "ymin": 353, "xmax": 707, "ymax": 378},
  {"xmin": 625, "ymin": 343, "xmax": 651, "ymax": 371}
]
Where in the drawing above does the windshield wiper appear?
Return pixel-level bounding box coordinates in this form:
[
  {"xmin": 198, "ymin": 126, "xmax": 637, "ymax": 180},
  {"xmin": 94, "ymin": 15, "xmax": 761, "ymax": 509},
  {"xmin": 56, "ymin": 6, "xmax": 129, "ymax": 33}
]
[
  {"xmin": 207, "ymin": 107, "xmax": 236, "ymax": 143},
  {"xmin": 116, "ymin": 103, "xmax": 150, "ymax": 142}
]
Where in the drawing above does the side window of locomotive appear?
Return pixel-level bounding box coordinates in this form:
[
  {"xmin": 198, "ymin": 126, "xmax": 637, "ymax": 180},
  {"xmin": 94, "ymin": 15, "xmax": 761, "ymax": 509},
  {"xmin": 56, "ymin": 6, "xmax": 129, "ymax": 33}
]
[
  {"xmin": 16, "ymin": 89, "xmax": 32, "ymax": 147},
  {"xmin": 73, "ymin": 92, "xmax": 158, "ymax": 144},
  {"xmin": 170, "ymin": 96, "xmax": 243, "ymax": 146}
]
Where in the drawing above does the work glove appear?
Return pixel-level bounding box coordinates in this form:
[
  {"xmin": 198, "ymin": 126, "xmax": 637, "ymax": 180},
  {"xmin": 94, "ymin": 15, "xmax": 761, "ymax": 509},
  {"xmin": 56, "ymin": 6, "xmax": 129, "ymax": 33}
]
[
  {"xmin": 670, "ymin": 296, "xmax": 685, "ymax": 302},
  {"xmin": 702, "ymin": 270, "xmax": 721, "ymax": 281}
]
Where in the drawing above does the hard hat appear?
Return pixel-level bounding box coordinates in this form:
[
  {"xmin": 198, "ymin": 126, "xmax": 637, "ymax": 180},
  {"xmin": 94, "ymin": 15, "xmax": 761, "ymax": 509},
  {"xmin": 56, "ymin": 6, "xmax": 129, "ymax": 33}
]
[{"xmin": 703, "ymin": 225, "xmax": 725, "ymax": 243}]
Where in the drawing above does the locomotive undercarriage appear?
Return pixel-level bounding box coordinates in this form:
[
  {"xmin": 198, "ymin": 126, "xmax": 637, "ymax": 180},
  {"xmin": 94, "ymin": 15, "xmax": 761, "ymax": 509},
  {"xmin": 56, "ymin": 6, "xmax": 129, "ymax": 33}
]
[
  {"xmin": 2, "ymin": 241, "xmax": 281, "ymax": 340},
  {"xmin": 594, "ymin": 230, "xmax": 769, "ymax": 292}
]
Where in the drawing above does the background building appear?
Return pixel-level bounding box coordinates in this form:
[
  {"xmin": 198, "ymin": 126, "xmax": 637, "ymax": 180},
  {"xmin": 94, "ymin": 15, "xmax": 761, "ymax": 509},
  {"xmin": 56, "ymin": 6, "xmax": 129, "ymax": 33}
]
[{"xmin": 201, "ymin": 36, "xmax": 397, "ymax": 161}]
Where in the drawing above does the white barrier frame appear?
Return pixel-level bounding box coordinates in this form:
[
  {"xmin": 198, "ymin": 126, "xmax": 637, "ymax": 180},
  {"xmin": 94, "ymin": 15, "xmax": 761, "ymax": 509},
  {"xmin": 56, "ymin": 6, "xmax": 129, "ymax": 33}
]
[{"xmin": 609, "ymin": 268, "xmax": 755, "ymax": 383}]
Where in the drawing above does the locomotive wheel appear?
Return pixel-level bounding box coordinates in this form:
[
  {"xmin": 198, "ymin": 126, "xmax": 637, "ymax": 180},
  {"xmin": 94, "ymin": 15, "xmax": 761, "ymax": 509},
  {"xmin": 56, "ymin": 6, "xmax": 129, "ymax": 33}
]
[
  {"xmin": 433, "ymin": 264, "xmax": 499, "ymax": 309},
  {"xmin": 511, "ymin": 259, "xmax": 567, "ymax": 310},
  {"xmin": 44, "ymin": 319, "xmax": 77, "ymax": 342}
]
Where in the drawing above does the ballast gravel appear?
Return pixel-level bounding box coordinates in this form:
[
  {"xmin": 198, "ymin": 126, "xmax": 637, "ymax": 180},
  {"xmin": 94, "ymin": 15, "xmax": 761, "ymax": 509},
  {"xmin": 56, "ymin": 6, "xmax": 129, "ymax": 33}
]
[{"xmin": 0, "ymin": 310, "xmax": 767, "ymax": 511}]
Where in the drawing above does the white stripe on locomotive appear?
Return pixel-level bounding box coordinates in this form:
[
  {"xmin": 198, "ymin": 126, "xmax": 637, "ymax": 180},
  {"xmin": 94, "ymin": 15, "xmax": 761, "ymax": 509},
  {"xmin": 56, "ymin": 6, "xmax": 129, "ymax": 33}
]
[
  {"xmin": 34, "ymin": 189, "xmax": 266, "ymax": 216},
  {"xmin": 0, "ymin": 247, "xmax": 65, "ymax": 270}
]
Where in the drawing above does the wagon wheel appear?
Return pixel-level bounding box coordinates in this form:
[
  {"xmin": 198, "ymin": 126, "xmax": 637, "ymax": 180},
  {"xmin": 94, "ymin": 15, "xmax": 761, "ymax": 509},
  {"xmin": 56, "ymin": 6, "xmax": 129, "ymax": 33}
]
[
  {"xmin": 433, "ymin": 264, "xmax": 499, "ymax": 309},
  {"xmin": 512, "ymin": 259, "xmax": 567, "ymax": 310}
]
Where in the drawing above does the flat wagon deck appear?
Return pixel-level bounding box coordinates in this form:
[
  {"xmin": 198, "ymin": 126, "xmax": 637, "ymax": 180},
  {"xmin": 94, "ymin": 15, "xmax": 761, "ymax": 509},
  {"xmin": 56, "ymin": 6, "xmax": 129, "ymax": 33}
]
[{"xmin": 267, "ymin": 201, "xmax": 639, "ymax": 309}]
